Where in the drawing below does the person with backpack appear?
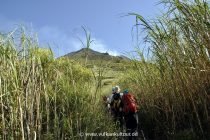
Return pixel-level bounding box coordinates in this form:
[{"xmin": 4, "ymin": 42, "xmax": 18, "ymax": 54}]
[
  {"xmin": 122, "ymin": 89, "xmax": 138, "ymax": 139},
  {"xmin": 102, "ymin": 95, "xmax": 109, "ymax": 112},
  {"xmin": 106, "ymin": 87, "xmax": 116, "ymax": 113},
  {"xmin": 110, "ymin": 86, "xmax": 124, "ymax": 129}
]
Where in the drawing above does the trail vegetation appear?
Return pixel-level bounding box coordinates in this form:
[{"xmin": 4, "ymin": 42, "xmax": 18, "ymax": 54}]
[
  {"xmin": 0, "ymin": 0, "xmax": 210, "ymax": 140},
  {"xmin": 0, "ymin": 30, "xmax": 119, "ymax": 140},
  {"xmin": 120, "ymin": 0, "xmax": 210, "ymax": 139}
]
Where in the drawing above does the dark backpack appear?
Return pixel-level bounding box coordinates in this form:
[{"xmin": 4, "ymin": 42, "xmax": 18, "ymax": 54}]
[
  {"xmin": 122, "ymin": 93, "xmax": 137, "ymax": 113},
  {"xmin": 111, "ymin": 93, "xmax": 122, "ymax": 111}
]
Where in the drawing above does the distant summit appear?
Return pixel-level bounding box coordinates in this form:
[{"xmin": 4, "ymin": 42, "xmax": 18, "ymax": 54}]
[{"xmin": 63, "ymin": 48, "xmax": 130, "ymax": 61}]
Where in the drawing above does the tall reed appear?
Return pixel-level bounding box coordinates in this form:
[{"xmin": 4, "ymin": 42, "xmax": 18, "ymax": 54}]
[
  {"xmin": 121, "ymin": 0, "xmax": 210, "ymax": 139},
  {"xmin": 0, "ymin": 29, "xmax": 117, "ymax": 140}
]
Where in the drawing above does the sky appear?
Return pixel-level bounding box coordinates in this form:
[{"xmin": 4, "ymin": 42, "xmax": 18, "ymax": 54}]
[{"xmin": 0, "ymin": 0, "xmax": 163, "ymax": 57}]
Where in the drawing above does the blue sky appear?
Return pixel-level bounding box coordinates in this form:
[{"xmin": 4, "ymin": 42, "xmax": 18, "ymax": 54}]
[{"xmin": 0, "ymin": 0, "xmax": 163, "ymax": 57}]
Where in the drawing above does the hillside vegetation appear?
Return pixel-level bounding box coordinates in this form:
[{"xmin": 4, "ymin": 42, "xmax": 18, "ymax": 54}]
[
  {"xmin": 0, "ymin": 0, "xmax": 210, "ymax": 140},
  {"xmin": 0, "ymin": 32, "xmax": 118, "ymax": 140},
  {"xmin": 63, "ymin": 48, "xmax": 131, "ymax": 95}
]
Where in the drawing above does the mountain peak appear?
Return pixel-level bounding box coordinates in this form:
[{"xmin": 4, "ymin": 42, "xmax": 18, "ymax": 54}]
[{"xmin": 63, "ymin": 48, "xmax": 130, "ymax": 61}]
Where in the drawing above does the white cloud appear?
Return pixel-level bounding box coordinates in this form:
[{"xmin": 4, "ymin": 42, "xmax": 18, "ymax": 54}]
[
  {"xmin": 70, "ymin": 36, "xmax": 119, "ymax": 56},
  {"xmin": 37, "ymin": 26, "xmax": 77, "ymax": 57},
  {"xmin": 91, "ymin": 38, "xmax": 119, "ymax": 56},
  {"xmin": 34, "ymin": 26, "xmax": 121, "ymax": 57},
  {"xmin": 0, "ymin": 15, "xmax": 119, "ymax": 57}
]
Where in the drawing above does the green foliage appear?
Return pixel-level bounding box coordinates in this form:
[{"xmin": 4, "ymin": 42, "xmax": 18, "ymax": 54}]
[
  {"xmin": 0, "ymin": 31, "xmax": 117, "ymax": 140},
  {"xmin": 121, "ymin": 0, "xmax": 210, "ymax": 139}
]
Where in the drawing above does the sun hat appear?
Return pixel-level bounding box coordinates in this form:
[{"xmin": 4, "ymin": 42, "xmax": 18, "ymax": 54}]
[{"xmin": 115, "ymin": 85, "xmax": 120, "ymax": 93}]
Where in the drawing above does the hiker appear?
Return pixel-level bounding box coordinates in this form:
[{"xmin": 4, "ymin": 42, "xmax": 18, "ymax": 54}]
[
  {"xmin": 122, "ymin": 89, "xmax": 138, "ymax": 139},
  {"xmin": 110, "ymin": 86, "xmax": 124, "ymax": 128},
  {"xmin": 106, "ymin": 87, "xmax": 116, "ymax": 113},
  {"xmin": 102, "ymin": 95, "xmax": 109, "ymax": 111}
]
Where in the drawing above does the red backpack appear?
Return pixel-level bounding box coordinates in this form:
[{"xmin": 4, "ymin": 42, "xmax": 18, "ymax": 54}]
[{"xmin": 122, "ymin": 93, "xmax": 137, "ymax": 113}]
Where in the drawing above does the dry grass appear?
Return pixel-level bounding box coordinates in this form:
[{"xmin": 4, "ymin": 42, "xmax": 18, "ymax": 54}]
[
  {"xmin": 121, "ymin": 0, "xmax": 210, "ymax": 139},
  {"xmin": 0, "ymin": 29, "xmax": 118, "ymax": 140}
]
